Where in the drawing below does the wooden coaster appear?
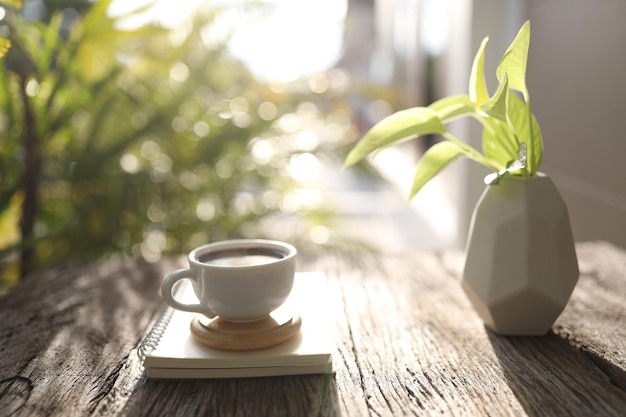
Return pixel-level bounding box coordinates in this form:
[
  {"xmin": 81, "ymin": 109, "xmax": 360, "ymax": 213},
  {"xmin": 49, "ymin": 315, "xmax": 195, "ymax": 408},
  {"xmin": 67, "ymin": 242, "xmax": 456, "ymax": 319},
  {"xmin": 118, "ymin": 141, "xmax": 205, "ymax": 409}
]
[{"xmin": 190, "ymin": 313, "xmax": 302, "ymax": 351}]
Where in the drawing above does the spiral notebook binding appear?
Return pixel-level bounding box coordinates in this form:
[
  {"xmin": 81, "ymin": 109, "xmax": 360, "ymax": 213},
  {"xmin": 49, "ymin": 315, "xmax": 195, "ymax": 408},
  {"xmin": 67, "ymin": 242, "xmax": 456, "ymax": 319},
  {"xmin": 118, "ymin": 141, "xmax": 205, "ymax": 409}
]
[{"xmin": 137, "ymin": 281, "xmax": 188, "ymax": 362}]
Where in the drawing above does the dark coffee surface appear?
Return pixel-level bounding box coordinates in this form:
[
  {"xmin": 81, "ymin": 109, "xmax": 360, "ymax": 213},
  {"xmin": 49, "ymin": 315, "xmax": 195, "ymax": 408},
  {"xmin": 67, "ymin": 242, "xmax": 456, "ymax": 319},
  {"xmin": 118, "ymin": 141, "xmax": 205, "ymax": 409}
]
[{"xmin": 198, "ymin": 248, "xmax": 285, "ymax": 267}]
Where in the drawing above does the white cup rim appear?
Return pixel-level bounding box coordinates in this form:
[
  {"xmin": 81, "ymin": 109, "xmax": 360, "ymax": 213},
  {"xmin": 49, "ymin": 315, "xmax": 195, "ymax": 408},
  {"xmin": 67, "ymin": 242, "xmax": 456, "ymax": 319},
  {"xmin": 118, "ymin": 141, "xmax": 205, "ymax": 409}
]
[{"xmin": 188, "ymin": 239, "xmax": 297, "ymax": 269}]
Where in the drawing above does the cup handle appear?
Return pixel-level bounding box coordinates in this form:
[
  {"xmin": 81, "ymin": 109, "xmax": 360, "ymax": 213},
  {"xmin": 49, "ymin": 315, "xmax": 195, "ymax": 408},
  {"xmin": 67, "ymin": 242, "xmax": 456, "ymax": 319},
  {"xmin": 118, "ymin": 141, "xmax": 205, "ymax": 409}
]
[{"xmin": 161, "ymin": 269, "xmax": 217, "ymax": 318}]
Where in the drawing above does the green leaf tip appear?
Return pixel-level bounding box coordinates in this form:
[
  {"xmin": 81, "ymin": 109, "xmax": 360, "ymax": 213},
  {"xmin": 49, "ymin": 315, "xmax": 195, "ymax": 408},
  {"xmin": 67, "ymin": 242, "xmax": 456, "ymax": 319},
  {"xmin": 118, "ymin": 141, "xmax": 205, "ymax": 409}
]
[
  {"xmin": 469, "ymin": 37, "xmax": 489, "ymax": 105},
  {"xmin": 480, "ymin": 72, "xmax": 509, "ymax": 121},
  {"xmin": 343, "ymin": 107, "xmax": 446, "ymax": 168},
  {"xmin": 497, "ymin": 20, "xmax": 531, "ymax": 100}
]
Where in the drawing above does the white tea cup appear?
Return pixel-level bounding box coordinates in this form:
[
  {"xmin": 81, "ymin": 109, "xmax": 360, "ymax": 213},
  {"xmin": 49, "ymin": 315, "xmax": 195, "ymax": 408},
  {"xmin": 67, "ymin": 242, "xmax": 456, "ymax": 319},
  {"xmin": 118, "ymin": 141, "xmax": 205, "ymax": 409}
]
[{"xmin": 161, "ymin": 239, "xmax": 297, "ymax": 322}]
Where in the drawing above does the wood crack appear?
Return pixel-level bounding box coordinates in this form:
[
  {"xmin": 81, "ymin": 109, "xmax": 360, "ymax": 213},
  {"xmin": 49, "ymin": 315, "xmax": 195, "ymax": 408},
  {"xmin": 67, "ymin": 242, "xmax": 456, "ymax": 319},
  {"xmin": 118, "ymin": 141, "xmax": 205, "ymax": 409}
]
[
  {"xmin": 336, "ymin": 258, "xmax": 380, "ymax": 417},
  {"xmin": 0, "ymin": 376, "xmax": 33, "ymax": 415},
  {"xmin": 345, "ymin": 309, "xmax": 375, "ymax": 416},
  {"xmin": 554, "ymin": 326, "xmax": 626, "ymax": 393},
  {"xmin": 580, "ymin": 348, "xmax": 626, "ymax": 392},
  {"xmin": 88, "ymin": 357, "xmax": 127, "ymax": 414}
]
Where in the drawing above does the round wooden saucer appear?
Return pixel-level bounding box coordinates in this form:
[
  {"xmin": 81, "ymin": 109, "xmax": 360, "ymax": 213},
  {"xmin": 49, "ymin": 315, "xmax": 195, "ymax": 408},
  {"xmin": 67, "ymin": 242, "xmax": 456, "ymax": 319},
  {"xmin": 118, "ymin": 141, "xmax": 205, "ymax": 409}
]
[{"xmin": 190, "ymin": 313, "xmax": 302, "ymax": 351}]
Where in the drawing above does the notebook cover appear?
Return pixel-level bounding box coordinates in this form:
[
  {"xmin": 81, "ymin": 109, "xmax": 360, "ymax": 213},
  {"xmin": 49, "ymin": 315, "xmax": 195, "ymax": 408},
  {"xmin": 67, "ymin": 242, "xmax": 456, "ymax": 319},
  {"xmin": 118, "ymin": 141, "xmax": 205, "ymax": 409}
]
[{"xmin": 142, "ymin": 272, "xmax": 334, "ymax": 378}]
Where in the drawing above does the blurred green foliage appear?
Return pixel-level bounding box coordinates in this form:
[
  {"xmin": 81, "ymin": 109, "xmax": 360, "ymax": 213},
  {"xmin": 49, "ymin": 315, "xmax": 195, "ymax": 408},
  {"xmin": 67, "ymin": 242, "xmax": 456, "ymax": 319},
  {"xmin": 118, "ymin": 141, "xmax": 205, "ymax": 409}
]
[{"xmin": 0, "ymin": 0, "xmax": 357, "ymax": 290}]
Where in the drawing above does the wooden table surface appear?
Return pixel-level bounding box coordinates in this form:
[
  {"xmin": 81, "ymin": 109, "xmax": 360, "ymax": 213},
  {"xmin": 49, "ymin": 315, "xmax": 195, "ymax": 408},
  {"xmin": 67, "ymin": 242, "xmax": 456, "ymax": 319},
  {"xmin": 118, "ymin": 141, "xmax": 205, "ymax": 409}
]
[{"xmin": 1, "ymin": 241, "xmax": 625, "ymax": 416}]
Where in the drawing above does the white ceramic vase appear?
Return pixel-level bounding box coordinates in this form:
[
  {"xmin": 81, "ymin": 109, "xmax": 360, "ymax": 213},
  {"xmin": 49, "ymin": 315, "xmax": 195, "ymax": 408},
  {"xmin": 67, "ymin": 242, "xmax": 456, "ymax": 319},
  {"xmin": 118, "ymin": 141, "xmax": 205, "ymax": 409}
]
[{"xmin": 462, "ymin": 173, "xmax": 579, "ymax": 336}]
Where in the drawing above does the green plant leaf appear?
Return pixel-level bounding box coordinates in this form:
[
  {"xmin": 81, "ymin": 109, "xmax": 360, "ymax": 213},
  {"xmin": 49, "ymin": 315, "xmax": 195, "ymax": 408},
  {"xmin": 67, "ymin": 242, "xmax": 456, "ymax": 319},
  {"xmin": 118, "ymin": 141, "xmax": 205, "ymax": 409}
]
[
  {"xmin": 469, "ymin": 37, "xmax": 489, "ymax": 105},
  {"xmin": 480, "ymin": 72, "xmax": 509, "ymax": 121},
  {"xmin": 37, "ymin": 12, "xmax": 63, "ymax": 77},
  {"xmin": 481, "ymin": 117, "xmax": 518, "ymax": 166},
  {"xmin": 497, "ymin": 20, "xmax": 530, "ymax": 100},
  {"xmin": 343, "ymin": 107, "xmax": 446, "ymax": 167},
  {"xmin": 342, "ymin": 19, "xmax": 541, "ymax": 201},
  {"xmin": 409, "ymin": 141, "xmax": 464, "ymax": 198},
  {"xmin": 506, "ymin": 93, "xmax": 543, "ymax": 174},
  {"xmin": 428, "ymin": 94, "xmax": 476, "ymax": 122}
]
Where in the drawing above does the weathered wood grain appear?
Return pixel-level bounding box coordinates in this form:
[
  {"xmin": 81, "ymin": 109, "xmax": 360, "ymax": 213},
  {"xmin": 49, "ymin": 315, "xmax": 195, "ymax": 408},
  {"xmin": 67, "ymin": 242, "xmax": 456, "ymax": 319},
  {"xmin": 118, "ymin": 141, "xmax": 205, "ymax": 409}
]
[
  {"xmin": 0, "ymin": 257, "xmax": 180, "ymax": 417},
  {"xmin": 556, "ymin": 241, "xmax": 626, "ymax": 389},
  {"xmin": 311, "ymin": 248, "xmax": 626, "ymax": 416},
  {"xmin": 0, "ymin": 242, "xmax": 624, "ymax": 416}
]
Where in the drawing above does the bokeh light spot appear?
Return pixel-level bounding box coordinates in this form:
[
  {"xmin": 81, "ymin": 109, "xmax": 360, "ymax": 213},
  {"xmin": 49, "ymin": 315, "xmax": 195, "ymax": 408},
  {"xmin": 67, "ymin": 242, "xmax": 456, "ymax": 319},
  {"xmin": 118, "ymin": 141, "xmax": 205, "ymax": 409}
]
[
  {"xmin": 288, "ymin": 153, "xmax": 320, "ymax": 182},
  {"xmin": 258, "ymin": 101, "xmax": 278, "ymax": 121},
  {"xmin": 120, "ymin": 153, "xmax": 141, "ymax": 174}
]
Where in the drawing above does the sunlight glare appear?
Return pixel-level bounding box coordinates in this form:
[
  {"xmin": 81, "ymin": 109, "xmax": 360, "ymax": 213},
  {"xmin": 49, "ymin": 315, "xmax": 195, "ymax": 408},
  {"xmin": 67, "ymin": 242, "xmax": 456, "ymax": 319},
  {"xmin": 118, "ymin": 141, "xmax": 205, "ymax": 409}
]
[
  {"xmin": 109, "ymin": 0, "xmax": 346, "ymax": 83},
  {"xmin": 229, "ymin": 0, "xmax": 347, "ymax": 82},
  {"xmin": 287, "ymin": 153, "xmax": 320, "ymax": 182}
]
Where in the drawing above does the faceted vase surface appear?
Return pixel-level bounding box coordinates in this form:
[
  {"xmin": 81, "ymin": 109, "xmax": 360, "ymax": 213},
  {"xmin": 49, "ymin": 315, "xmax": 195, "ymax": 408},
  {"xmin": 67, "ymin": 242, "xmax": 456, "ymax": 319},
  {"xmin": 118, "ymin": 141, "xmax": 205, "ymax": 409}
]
[{"xmin": 462, "ymin": 174, "xmax": 579, "ymax": 336}]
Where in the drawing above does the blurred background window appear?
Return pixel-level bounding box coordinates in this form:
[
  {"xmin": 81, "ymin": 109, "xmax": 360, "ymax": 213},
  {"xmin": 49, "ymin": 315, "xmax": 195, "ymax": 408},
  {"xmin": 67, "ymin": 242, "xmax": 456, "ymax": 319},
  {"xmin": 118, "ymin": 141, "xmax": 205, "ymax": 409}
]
[
  {"xmin": 0, "ymin": 0, "xmax": 466, "ymax": 292},
  {"xmin": 12, "ymin": 0, "xmax": 623, "ymax": 294}
]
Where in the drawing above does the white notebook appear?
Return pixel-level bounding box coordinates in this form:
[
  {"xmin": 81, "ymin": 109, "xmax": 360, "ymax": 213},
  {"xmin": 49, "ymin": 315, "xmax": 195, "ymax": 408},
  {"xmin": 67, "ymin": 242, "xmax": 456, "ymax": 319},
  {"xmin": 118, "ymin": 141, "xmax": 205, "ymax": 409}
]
[{"xmin": 138, "ymin": 272, "xmax": 334, "ymax": 379}]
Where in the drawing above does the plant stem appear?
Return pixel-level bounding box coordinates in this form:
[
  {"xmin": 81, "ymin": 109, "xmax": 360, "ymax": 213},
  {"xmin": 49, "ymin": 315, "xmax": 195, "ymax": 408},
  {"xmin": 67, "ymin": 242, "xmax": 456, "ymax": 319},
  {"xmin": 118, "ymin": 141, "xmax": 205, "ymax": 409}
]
[
  {"xmin": 526, "ymin": 97, "xmax": 535, "ymax": 174},
  {"xmin": 18, "ymin": 74, "xmax": 41, "ymax": 276}
]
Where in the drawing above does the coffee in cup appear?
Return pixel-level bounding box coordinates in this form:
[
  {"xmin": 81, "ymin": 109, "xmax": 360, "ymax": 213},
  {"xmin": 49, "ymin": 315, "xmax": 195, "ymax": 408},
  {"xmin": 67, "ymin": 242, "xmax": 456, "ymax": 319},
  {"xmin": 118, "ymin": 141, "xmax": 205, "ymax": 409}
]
[
  {"xmin": 161, "ymin": 239, "xmax": 297, "ymax": 322},
  {"xmin": 198, "ymin": 247, "xmax": 286, "ymax": 267}
]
